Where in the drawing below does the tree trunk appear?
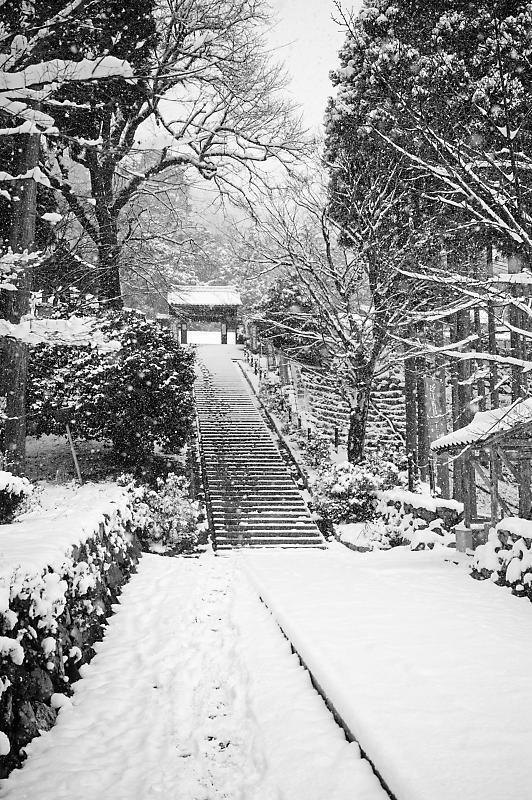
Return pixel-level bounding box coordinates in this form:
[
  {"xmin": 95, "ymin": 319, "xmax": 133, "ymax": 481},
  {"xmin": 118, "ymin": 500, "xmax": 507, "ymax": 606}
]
[
  {"xmin": 89, "ymin": 154, "xmax": 123, "ymax": 308},
  {"xmin": 1, "ymin": 130, "xmax": 40, "ymax": 474},
  {"xmin": 97, "ymin": 218, "xmax": 123, "ymax": 308},
  {"xmin": 426, "ymin": 322, "xmax": 450, "ymax": 495},
  {"xmin": 346, "ymin": 379, "xmax": 371, "ymax": 464},
  {"xmin": 486, "ymin": 245, "xmax": 499, "ymax": 408},
  {"xmin": 416, "ymin": 357, "xmax": 429, "ymax": 484},
  {"xmin": 404, "ymin": 351, "xmax": 418, "ymax": 491}
]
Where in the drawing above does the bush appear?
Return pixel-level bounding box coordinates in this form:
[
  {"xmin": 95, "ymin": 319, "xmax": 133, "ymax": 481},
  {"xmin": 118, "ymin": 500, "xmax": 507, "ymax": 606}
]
[
  {"xmin": 125, "ymin": 473, "xmax": 200, "ymax": 555},
  {"xmin": 295, "ymin": 430, "xmax": 332, "ymax": 469},
  {"xmin": 258, "ymin": 379, "xmax": 285, "ymax": 417},
  {"xmin": 311, "ymin": 462, "xmax": 381, "ymax": 524},
  {"xmin": 0, "ymin": 472, "xmax": 33, "ymax": 523},
  {"xmin": 311, "ymin": 458, "xmax": 404, "ymax": 525},
  {"xmin": 364, "ymin": 453, "xmax": 407, "ymax": 490},
  {"xmin": 27, "ymin": 310, "xmax": 195, "ymax": 472}
]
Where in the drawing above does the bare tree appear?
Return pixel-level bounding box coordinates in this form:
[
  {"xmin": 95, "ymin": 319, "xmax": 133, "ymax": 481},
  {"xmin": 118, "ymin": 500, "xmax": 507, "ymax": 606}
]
[
  {"xmin": 42, "ymin": 0, "xmax": 305, "ymax": 305},
  {"xmin": 247, "ymin": 166, "xmax": 424, "ymax": 462}
]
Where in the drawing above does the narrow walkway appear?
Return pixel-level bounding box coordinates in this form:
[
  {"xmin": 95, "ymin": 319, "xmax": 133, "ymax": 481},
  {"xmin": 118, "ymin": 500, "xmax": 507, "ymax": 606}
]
[
  {"xmin": 0, "ymin": 555, "xmax": 386, "ymax": 800},
  {"xmin": 194, "ymin": 346, "xmax": 323, "ymax": 549}
]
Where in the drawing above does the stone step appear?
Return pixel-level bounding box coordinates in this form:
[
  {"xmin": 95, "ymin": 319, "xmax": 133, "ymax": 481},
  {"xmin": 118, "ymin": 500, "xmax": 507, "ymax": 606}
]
[
  {"xmin": 195, "ymin": 349, "xmax": 323, "ymax": 550},
  {"xmin": 212, "ymin": 518, "xmax": 316, "ymax": 526},
  {"xmin": 210, "ymin": 504, "xmax": 309, "ymax": 511}
]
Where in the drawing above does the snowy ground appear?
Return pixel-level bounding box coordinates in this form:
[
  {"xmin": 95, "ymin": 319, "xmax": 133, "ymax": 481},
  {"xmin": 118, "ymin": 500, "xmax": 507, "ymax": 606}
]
[
  {"xmin": 0, "ymin": 553, "xmax": 385, "ymax": 800},
  {"xmin": 1, "ymin": 481, "xmax": 128, "ymax": 576},
  {"xmin": 25, "ymin": 435, "xmax": 113, "ymax": 483},
  {"xmin": 242, "ymin": 545, "xmax": 532, "ymax": 800}
]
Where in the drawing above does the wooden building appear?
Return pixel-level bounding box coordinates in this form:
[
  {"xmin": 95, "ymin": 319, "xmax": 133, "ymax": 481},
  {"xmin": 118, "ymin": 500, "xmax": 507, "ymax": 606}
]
[
  {"xmin": 431, "ymin": 399, "xmax": 532, "ymax": 547},
  {"xmin": 168, "ymin": 285, "xmax": 241, "ymax": 345}
]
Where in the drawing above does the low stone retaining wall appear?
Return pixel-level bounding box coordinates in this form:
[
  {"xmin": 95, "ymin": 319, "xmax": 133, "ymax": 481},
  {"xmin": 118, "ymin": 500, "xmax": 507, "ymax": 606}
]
[
  {"xmin": 0, "ymin": 492, "xmax": 141, "ymax": 777},
  {"xmin": 373, "ymin": 490, "xmax": 463, "ymax": 549}
]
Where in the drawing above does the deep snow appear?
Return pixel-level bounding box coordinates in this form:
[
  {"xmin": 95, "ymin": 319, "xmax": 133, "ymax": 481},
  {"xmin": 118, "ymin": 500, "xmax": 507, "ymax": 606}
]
[
  {"xmin": 0, "ymin": 553, "xmax": 385, "ymax": 800},
  {"xmin": 242, "ymin": 545, "xmax": 532, "ymax": 800}
]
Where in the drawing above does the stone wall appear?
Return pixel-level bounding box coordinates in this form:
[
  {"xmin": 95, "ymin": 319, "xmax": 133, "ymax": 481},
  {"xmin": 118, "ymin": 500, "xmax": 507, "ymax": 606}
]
[
  {"xmin": 0, "ymin": 507, "xmax": 141, "ymax": 777},
  {"xmin": 373, "ymin": 490, "xmax": 463, "ymax": 549},
  {"xmin": 301, "ymin": 369, "xmax": 406, "ymax": 453}
]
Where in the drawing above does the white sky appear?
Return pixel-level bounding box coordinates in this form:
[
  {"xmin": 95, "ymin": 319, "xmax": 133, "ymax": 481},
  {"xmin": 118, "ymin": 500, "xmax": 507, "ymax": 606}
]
[{"xmin": 267, "ymin": 1, "xmax": 359, "ymax": 133}]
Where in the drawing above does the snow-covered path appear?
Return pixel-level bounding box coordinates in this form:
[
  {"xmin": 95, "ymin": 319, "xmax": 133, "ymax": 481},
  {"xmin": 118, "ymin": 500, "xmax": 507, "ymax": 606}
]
[
  {"xmin": 242, "ymin": 546, "xmax": 532, "ymax": 800},
  {"xmin": 0, "ymin": 554, "xmax": 385, "ymax": 800}
]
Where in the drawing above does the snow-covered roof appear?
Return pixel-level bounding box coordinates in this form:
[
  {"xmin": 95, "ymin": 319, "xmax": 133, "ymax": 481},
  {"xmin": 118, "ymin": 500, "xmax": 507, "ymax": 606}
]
[
  {"xmin": 168, "ymin": 285, "xmax": 241, "ymax": 308},
  {"xmin": 492, "ymin": 272, "xmax": 532, "ymax": 285},
  {"xmin": 431, "ymin": 398, "xmax": 532, "ymax": 452}
]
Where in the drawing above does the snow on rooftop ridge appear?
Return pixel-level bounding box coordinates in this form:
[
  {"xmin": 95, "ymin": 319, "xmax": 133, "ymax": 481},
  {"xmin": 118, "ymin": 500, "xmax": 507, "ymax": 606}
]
[
  {"xmin": 168, "ymin": 284, "xmax": 241, "ymax": 307},
  {"xmin": 493, "ymin": 272, "xmax": 532, "ymax": 285},
  {"xmin": 431, "ymin": 398, "xmax": 532, "ymax": 452}
]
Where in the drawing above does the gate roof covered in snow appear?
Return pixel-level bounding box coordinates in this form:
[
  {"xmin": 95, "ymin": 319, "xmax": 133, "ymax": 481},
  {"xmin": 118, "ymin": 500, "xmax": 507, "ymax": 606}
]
[
  {"xmin": 168, "ymin": 285, "xmax": 241, "ymax": 308},
  {"xmin": 431, "ymin": 398, "xmax": 532, "ymax": 453}
]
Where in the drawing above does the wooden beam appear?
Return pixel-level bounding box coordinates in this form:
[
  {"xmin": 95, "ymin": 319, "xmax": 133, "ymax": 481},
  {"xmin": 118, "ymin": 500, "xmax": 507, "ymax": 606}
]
[
  {"xmin": 461, "ymin": 455, "xmax": 473, "ymax": 526},
  {"xmin": 477, "ymin": 457, "xmax": 513, "ymax": 518},
  {"xmin": 495, "ymin": 445, "xmax": 522, "ymax": 484}
]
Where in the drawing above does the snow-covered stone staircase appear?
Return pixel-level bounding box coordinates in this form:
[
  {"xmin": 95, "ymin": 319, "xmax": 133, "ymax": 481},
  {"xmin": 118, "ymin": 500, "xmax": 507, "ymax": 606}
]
[{"xmin": 195, "ymin": 347, "xmax": 324, "ymax": 550}]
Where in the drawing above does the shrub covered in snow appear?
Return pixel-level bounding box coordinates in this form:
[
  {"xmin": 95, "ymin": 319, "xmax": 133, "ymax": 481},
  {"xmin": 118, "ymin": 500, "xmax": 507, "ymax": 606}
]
[
  {"xmin": 0, "ymin": 472, "xmax": 33, "ymax": 523},
  {"xmin": 311, "ymin": 462, "xmax": 381, "ymax": 524},
  {"xmin": 27, "ymin": 310, "xmax": 195, "ymax": 471},
  {"xmin": 295, "ymin": 429, "xmax": 332, "ymax": 469},
  {"xmin": 125, "ymin": 473, "xmax": 201, "ymax": 555},
  {"xmin": 311, "ymin": 458, "xmax": 406, "ymax": 526},
  {"xmin": 472, "ymin": 518, "xmax": 532, "ymax": 600},
  {"xmin": 258, "ymin": 378, "xmax": 285, "ymax": 417}
]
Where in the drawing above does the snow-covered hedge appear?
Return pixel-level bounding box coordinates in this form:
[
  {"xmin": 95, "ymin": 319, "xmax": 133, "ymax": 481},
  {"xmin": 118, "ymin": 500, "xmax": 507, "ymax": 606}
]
[
  {"xmin": 0, "ymin": 472, "xmax": 33, "ymax": 523},
  {"xmin": 472, "ymin": 518, "xmax": 532, "ymax": 599},
  {"xmin": 0, "ymin": 487, "xmax": 141, "ymax": 778}
]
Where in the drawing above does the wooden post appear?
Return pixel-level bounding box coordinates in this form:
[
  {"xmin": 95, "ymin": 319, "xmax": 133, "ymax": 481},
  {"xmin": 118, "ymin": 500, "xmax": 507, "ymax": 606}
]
[
  {"xmin": 65, "ymin": 423, "xmax": 83, "ymax": 485},
  {"xmin": 461, "ymin": 454, "xmax": 474, "ymax": 527}
]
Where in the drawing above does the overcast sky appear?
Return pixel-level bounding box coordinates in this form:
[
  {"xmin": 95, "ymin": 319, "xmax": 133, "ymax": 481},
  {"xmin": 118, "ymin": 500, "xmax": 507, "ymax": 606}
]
[{"xmin": 267, "ymin": 1, "xmax": 359, "ymax": 133}]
